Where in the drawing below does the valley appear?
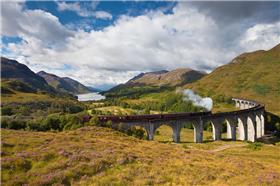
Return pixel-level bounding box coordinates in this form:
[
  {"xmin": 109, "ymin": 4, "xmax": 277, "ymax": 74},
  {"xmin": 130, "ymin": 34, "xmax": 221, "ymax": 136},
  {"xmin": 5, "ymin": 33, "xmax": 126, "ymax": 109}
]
[
  {"xmin": 1, "ymin": 45, "xmax": 280, "ymax": 185},
  {"xmin": 1, "ymin": 1, "xmax": 280, "ymax": 185}
]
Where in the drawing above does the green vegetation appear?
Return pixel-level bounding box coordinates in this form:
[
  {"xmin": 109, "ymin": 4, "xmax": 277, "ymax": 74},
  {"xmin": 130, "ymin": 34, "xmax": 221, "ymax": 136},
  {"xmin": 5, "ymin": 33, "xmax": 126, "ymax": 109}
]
[
  {"xmin": 186, "ymin": 44, "xmax": 280, "ymax": 116},
  {"xmin": 1, "ymin": 80, "xmax": 36, "ymax": 93},
  {"xmin": 104, "ymin": 84, "xmax": 172, "ymax": 98},
  {"xmin": 1, "ymin": 87, "xmax": 87, "ymax": 132},
  {"xmin": 101, "ymin": 90, "xmax": 205, "ymax": 115},
  {"xmin": 253, "ymin": 84, "xmax": 270, "ymax": 96},
  {"xmin": 1, "ymin": 112, "xmax": 86, "ymax": 131},
  {"xmin": 1, "ymin": 46, "xmax": 280, "ymax": 185},
  {"xmin": 247, "ymin": 142, "xmax": 263, "ymax": 150},
  {"xmin": 103, "ymin": 68, "xmax": 205, "ymax": 98},
  {"xmin": 2, "ymin": 127, "xmax": 280, "ymax": 186}
]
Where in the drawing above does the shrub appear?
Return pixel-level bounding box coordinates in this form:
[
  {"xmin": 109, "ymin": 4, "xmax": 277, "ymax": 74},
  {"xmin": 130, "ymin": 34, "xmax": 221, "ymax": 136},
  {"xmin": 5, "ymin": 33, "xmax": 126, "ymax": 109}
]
[
  {"xmin": 126, "ymin": 127, "xmax": 145, "ymax": 139},
  {"xmin": 70, "ymin": 123, "xmax": 83, "ymax": 130},
  {"xmin": 26, "ymin": 120, "xmax": 43, "ymax": 131},
  {"xmin": 183, "ymin": 123, "xmax": 194, "ymax": 129},
  {"xmin": 143, "ymin": 108, "xmax": 150, "ymax": 114},
  {"xmin": 105, "ymin": 120, "xmax": 113, "ymax": 128},
  {"xmin": 133, "ymin": 128, "xmax": 145, "ymax": 139},
  {"xmin": 89, "ymin": 116, "xmax": 100, "ymax": 126},
  {"xmin": 1, "ymin": 107, "xmax": 13, "ymax": 116},
  {"xmin": 1, "ymin": 117, "xmax": 9, "ymax": 128},
  {"xmin": 8, "ymin": 120, "xmax": 26, "ymax": 130},
  {"xmin": 66, "ymin": 105, "xmax": 84, "ymax": 114},
  {"xmin": 247, "ymin": 142, "xmax": 262, "ymax": 150},
  {"xmin": 204, "ymin": 121, "xmax": 212, "ymax": 131},
  {"xmin": 42, "ymin": 115, "xmax": 61, "ymax": 131},
  {"xmin": 17, "ymin": 106, "xmax": 30, "ymax": 116}
]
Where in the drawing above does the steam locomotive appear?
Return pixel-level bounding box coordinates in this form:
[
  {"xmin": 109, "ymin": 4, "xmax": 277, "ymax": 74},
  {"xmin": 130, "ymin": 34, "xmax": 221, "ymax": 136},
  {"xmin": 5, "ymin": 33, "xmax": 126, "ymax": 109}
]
[{"xmin": 96, "ymin": 111, "xmax": 211, "ymax": 123}]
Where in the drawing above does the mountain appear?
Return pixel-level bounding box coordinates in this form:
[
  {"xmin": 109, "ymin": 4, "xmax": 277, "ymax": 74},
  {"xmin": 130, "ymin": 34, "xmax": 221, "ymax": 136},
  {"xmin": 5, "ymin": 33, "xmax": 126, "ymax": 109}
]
[
  {"xmin": 86, "ymin": 86, "xmax": 103, "ymax": 92},
  {"xmin": 104, "ymin": 68, "xmax": 206, "ymax": 97},
  {"xmin": 37, "ymin": 71, "xmax": 91, "ymax": 94},
  {"xmin": 127, "ymin": 68, "xmax": 205, "ymax": 87},
  {"xmin": 1, "ymin": 57, "xmax": 54, "ymax": 93},
  {"xmin": 186, "ymin": 44, "xmax": 280, "ymax": 115}
]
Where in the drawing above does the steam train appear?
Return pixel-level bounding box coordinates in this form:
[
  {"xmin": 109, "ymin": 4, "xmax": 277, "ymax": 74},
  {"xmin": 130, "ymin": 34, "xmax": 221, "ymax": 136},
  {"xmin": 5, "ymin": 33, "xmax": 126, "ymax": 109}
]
[{"xmin": 93, "ymin": 111, "xmax": 212, "ymax": 123}]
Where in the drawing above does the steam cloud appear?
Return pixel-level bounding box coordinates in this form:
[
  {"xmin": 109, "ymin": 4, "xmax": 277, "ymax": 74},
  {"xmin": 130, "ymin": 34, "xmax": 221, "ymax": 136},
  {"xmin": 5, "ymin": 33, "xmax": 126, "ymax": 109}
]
[{"xmin": 183, "ymin": 89, "xmax": 213, "ymax": 111}]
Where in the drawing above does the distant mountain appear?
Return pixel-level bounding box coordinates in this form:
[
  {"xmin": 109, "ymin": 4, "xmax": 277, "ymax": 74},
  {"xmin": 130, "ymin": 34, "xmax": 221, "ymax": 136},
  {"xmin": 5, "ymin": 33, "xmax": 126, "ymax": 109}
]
[
  {"xmin": 104, "ymin": 68, "xmax": 206, "ymax": 97},
  {"xmin": 1, "ymin": 57, "xmax": 54, "ymax": 93},
  {"xmin": 86, "ymin": 86, "xmax": 103, "ymax": 93},
  {"xmin": 127, "ymin": 68, "xmax": 205, "ymax": 87},
  {"xmin": 37, "ymin": 71, "xmax": 92, "ymax": 94},
  {"xmin": 186, "ymin": 44, "xmax": 280, "ymax": 115}
]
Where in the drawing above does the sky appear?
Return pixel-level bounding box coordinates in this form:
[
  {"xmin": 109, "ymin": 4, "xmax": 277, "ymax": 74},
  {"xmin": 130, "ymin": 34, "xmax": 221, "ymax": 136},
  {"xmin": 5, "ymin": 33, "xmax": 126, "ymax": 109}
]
[{"xmin": 1, "ymin": 1, "xmax": 280, "ymax": 90}]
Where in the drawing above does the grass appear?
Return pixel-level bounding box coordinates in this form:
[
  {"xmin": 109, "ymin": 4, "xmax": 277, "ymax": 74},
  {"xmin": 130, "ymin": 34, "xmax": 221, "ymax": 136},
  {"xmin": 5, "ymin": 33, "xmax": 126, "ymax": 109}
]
[
  {"xmin": 1, "ymin": 91, "xmax": 54, "ymax": 103},
  {"xmin": 186, "ymin": 45, "xmax": 280, "ymax": 116},
  {"xmin": 2, "ymin": 127, "xmax": 280, "ymax": 186}
]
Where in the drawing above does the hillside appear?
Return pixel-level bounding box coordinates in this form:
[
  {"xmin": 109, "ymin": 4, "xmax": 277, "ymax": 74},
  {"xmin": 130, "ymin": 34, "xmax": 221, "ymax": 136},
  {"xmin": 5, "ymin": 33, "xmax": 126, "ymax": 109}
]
[
  {"xmin": 186, "ymin": 44, "xmax": 280, "ymax": 115},
  {"xmin": 37, "ymin": 71, "xmax": 91, "ymax": 94},
  {"xmin": 2, "ymin": 127, "xmax": 280, "ymax": 185},
  {"xmin": 127, "ymin": 68, "xmax": 205, "ymax": 86},
  {"xmin": 1, "ymin": 57, "xmax": 54, "ymax": 93},
  {"xmin": 1, "ymin": 57, "xmax": 85, "ymax": 118},
  {"xmin": 104, "ymin": 68, "xmax": 206, "ymax": 97}
]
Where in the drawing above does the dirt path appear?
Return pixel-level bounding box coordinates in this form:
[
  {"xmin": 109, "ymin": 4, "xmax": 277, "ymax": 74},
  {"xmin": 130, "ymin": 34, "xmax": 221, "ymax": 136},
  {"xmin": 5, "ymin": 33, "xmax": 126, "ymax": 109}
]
[
  {"xmin": 208, "ymin": 144, "xmax": 247, "ymax": 152},
  {"xmin": 187, "ymin": 143, "xmax": 247, "ymax": 153}
]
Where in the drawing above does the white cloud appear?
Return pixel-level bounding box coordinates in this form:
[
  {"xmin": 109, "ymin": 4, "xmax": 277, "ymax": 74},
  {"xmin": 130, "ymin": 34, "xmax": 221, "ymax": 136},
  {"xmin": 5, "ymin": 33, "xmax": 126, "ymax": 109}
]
[
  {"xmin": 56, "ymin": 1, "xmax": 112, "ymax": 20},
  {"xmin": 240, "ymin": 22, "xmax": 280, "ymax": 52},
  {"xmin": 93, "ymin": 11, "xmax": 112, "ymax": 20},
  {"xmin": 2, "ymin": 2, "xmax": 279, "ymax": 89},
  {"xmin": 57, "ymin": 2, "xmax": 81, "ymax": 13},
  {"xmin": 1, "ymin": 2, "xmax": 73, "ymax": 48}
]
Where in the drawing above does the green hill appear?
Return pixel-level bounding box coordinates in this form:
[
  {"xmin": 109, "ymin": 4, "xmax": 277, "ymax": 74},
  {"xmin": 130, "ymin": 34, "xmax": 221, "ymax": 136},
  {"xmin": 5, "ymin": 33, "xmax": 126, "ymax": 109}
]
[
  {"xmin": 1, "ymin": 57, "xmax": 85, "ymax": 119},
  {"xmin": 1, "ymin": 57, "xmax": 54, "ymax": 93},
  {"xmin": 186, "ymin": 44, "xmax": 280, "ymax": 115}
]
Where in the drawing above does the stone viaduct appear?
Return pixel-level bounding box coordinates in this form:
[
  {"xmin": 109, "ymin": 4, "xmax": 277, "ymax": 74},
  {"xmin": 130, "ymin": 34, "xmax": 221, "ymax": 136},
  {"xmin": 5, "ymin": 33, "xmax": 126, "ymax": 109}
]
[{"xmin": 98, "ymin": 98, "xmax": 265, "ymax": 143}]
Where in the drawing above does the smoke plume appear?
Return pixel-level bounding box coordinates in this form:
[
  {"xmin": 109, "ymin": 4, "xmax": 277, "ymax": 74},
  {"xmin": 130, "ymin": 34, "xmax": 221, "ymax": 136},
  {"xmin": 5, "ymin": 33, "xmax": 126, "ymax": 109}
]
[{"xmin": 183, "ymin": 89, "xmax": 213, "ymax": 111}]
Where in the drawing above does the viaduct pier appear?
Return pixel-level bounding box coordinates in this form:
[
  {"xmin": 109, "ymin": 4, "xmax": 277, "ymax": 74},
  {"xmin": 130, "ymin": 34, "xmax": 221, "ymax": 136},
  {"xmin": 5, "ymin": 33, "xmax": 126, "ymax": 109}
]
[{"xmin": 98, "ymin": 98, "xmax": 265, "ymax": 143}]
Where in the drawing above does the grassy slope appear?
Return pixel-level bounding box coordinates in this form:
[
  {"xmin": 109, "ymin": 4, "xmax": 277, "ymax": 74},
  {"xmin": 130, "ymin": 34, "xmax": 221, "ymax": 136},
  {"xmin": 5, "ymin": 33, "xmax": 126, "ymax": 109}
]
[
  {"xmin": 186, "ymin": 44, "xmax": 280, "ymax": 115},
  {"xmin": 2, "ymin": 127, "xmax": 280, "ymax": 186},
  {"xmin": 2, "ymin": 91, "xmax": 56, "ymax": 103}
]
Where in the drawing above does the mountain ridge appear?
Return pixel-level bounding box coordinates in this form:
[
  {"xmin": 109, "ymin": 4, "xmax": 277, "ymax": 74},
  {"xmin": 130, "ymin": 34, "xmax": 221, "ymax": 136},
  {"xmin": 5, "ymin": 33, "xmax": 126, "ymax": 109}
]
[
  {"xmin": 104, "ymin": 68, "xmax": 206, "ymax": 97},
  {"xmin": 1, "ymin": 57, "xmax": 55, "ymax": 93},
  {"xmin": 37, "ymin": 71, "xmax": 92, "ymax": 94},
  {"xmin": 127, "ymin": 68, "xmax": 206, "ymax": 87}
]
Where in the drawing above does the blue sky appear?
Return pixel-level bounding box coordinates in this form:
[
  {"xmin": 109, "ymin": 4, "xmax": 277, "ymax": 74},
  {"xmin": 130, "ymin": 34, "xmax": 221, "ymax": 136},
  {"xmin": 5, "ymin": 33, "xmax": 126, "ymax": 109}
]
[
  {"xmin": 1, "ymin": 1, "xmax": 279, "ymax": 90},
  {"xmin": 24, "ymin": 1, "xmax": 176, "ymax": 31}
]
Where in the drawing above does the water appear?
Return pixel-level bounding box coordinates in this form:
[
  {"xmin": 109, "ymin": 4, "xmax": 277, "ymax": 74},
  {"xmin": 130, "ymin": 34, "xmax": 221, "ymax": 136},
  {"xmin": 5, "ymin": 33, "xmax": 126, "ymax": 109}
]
[{"xmin": 77, "ymin": 92, "xmax": 105, "ymax": 101}]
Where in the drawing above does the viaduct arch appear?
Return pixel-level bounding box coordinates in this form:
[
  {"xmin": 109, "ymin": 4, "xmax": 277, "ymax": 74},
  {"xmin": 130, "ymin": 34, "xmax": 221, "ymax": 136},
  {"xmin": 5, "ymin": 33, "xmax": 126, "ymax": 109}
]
[{"xmin": 98, "ymin": 98, "xmax": 265, "ymax": 143}]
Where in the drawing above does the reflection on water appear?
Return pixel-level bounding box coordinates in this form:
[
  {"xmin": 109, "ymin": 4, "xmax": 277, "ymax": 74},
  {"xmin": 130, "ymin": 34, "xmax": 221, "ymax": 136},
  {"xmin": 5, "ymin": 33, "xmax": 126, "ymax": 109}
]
[{"xmin": 77, "ymin": 92, "xmax": 105, "ymax": 101}]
